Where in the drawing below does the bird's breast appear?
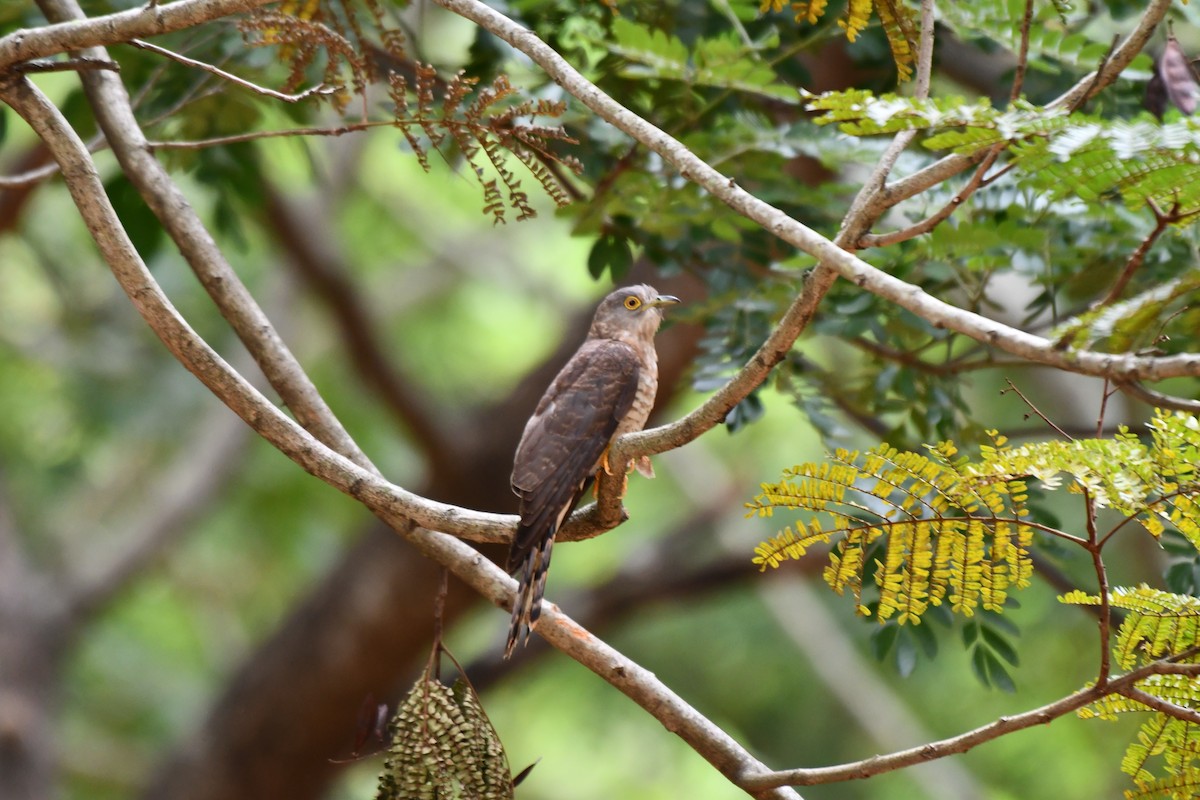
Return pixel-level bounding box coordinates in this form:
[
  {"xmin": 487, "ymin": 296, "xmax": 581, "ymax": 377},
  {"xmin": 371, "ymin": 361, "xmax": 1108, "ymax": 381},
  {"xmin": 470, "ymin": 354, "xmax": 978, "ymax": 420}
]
[{"xmin": 613, "ymin": 352, "xmax": 658, "ymax": 439}]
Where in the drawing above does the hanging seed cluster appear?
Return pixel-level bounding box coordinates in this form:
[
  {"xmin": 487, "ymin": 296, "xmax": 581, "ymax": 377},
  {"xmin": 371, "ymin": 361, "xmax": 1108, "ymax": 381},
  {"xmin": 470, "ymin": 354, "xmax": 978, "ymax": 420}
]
[{"xmin": 375, "ymin": 676, "xmax": 513, "ymax": 800}]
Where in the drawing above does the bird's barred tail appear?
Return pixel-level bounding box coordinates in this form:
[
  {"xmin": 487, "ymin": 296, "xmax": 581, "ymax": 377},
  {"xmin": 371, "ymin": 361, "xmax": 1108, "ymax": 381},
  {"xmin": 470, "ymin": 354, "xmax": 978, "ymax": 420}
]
[{"xmin": 504, "ymin": 528, "xmax": 556, "ymax": 658}]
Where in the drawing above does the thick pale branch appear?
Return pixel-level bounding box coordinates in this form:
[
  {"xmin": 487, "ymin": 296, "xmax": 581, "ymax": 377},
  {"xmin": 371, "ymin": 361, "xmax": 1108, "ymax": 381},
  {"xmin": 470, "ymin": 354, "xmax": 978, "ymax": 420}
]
[
  {"xmin": 3, "ymin": 75, "xmax": 802, "ymax": 800},
  {"xmin": 434, "ymin": 0, "xmax": 1192, "ymax": 472},
  {"xmin": 38, "ymin": 0, "xmax": 374, "ymax": 472},
  {"xmin": 0, "ymin": 0, "xmax": 274, "ymax": 70}
]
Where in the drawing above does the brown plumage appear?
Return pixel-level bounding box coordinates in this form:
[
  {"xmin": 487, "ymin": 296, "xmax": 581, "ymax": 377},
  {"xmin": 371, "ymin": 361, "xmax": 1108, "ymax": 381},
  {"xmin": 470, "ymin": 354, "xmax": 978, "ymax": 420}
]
[{"xmin": 505, "ymin": 285, "xmax": 680, "ymax": 657}]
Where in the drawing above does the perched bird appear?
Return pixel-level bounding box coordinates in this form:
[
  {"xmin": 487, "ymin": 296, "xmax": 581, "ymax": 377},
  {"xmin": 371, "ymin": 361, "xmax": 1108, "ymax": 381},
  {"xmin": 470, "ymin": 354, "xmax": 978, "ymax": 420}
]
[{"xmin": 505, "ymin": 285, "xmax": 680, "ymax": 658}]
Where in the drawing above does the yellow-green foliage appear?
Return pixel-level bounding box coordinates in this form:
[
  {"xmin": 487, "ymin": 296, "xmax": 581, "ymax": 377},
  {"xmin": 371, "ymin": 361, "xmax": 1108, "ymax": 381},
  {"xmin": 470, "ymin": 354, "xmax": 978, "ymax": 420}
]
[
  {"xmin": 753, "ymin": 411, "xmax": 1200, "ymax": 631},
  {"xmin": 1053, "ymin": 413, "xmax": 1200, "ymax": 800},
  {"xmin": 1062, "ymin": 586, "xmax": 1200, "ymax": 671},
  {"xmin": 759, "ymin": 0, "xmax": 916, "ymax": 80},
  {"xmin": 749, "ymin": 435, "xmax": 1033, "ymax": 623}
]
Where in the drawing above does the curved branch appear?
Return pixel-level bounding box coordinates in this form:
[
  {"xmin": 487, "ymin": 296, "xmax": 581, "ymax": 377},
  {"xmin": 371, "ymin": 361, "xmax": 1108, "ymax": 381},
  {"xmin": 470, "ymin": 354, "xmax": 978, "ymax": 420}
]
[
  {"xmin": 38, "ymin": 0, "xmax": 374, "ymax": 473},
  {"xmin": 882, "ymin": 0, "xmax": 1170, "ymax": 206},
  {"xmin": 0, "ymin": 0, "xmax": 274, "ymax": 70},
  {"xmin": 2, "ymin": 74, "xmax": 803, "ymax": 800},
  {"xmin": 743, "ymin": 656, "xmax": 1198, "ymax": 790},
  {"xmin": 431, "ymin": 0, "xmax": 1189, "ymax": 471},
  {"xmin": 1118, "ymin": 380, "xmax": 1200, "ymax": 413}
]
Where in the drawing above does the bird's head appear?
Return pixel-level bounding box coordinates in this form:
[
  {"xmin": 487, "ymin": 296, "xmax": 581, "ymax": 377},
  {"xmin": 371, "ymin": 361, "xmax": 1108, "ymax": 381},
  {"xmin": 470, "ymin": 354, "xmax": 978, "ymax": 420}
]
[{"xmin": 589, "ymin": 285, "xmax": 681, "ymax": 343}]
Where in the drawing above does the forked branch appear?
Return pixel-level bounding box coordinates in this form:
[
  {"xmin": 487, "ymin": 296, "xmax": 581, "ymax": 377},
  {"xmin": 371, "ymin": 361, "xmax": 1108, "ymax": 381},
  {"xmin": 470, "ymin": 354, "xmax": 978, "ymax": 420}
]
[{"xmin": 0, "ymin": 71, "xmax": 801, "ymax": 800}]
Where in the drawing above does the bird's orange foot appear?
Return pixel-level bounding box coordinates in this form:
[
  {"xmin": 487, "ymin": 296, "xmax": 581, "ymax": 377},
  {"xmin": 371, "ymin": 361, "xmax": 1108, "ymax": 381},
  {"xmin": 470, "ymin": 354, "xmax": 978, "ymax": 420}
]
[{"xmin": 600, "ymin": 446, "xmax": 616, "ymax": 476}]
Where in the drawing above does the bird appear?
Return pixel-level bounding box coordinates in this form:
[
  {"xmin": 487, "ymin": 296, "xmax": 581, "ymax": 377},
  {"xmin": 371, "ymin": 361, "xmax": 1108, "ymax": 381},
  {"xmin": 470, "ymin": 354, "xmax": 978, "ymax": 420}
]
[{"xmin": 504, "ymin": 285, "xmax": 680, "ymax": 658}]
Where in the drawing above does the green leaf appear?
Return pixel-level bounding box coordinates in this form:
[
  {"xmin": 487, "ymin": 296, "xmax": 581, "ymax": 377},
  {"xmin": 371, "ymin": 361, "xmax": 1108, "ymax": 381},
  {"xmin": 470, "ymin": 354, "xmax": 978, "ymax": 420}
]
[
  {"xmin": 103, "ymin": 175, "xmax": 164, "ymax": 262},
  {"xmin": 587, "ymin": 232, "xmax": 633, "ymax": 281},
  {"xmin": 609, "ymin": 17, "xmax": 688, "ymax": 81}
]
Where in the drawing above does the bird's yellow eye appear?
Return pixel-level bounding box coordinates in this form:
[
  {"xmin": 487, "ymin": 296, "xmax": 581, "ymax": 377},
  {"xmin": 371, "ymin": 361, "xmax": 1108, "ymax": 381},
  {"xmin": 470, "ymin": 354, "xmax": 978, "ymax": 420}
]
[{"xmin": 624, "ymin": 296, "xmax": 642, "ymax": 310}]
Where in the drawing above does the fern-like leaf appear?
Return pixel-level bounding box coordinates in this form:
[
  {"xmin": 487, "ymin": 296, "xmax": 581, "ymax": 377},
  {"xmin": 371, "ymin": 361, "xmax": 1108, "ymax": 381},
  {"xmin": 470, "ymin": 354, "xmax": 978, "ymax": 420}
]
[
  {"xmin": 750, "ymin": 438, "xmax": 1033, "ymax": 623},
  {"xmin": 387, "ymin": 70, "xmax": 580, "ymax": 224},
  {"xmin": 1063, "ymin": 586, "xmax": 1200, "ymax": 671}
]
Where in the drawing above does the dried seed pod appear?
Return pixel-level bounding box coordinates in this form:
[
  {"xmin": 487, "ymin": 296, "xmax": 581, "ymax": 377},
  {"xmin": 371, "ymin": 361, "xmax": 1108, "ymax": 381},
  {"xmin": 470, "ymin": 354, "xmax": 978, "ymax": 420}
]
[{"xmin": 1145, "ymin": 35, "xmax": 1198, "ymax": 118}]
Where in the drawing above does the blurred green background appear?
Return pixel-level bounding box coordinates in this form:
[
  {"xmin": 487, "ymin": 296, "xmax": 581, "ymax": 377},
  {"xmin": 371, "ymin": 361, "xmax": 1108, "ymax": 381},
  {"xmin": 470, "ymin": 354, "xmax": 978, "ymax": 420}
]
[{"xmin": 2, "ymin": 1, "xmax": 1189, "ymax": 799}]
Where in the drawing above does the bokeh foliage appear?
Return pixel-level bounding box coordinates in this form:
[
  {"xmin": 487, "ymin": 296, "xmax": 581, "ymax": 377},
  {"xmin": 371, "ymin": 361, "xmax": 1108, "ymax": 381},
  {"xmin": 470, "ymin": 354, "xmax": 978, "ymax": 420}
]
[{"xmin": 7, "ymin": 0, "xmax": 1200, "ymax": 799}]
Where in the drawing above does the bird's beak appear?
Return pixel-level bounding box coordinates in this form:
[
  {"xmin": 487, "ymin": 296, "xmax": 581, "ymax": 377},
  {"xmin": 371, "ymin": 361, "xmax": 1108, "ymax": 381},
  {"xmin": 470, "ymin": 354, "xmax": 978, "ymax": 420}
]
[{"xmin": 650, "ymin": 295, "xmax": 681, "ymax": 308}]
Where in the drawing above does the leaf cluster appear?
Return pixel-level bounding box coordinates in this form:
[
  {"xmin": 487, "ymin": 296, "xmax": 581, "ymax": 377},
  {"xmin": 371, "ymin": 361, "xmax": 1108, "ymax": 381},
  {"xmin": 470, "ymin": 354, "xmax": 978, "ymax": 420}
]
[
  {"xmin": 808, "ymin": 90, "xmax": 1200, "ymax": 220},
  {"xmin": 235, "ymin": 1, "xmax": 583, "ymax": 224},
  {"xmin": 387, "ymin": 68, "xmax": 582, "ymax": 224},
  {"xmin": 1065, "ymin": 585, "xmax": 1200, "ymax": 799},
  {"xmin": 749, "ymin": 408, "xmax": 1200, "ymax": 793},
  {"xmin": 239, "ymin": 0, "xmax": 380, "ymax": 112},
  {"xmin": 749, "ymin": 436, "xmax": 1034, "ymax": 624},
  {"xmin": 759, "ymin": 0, "xmax": 918, "ymax": 80}
]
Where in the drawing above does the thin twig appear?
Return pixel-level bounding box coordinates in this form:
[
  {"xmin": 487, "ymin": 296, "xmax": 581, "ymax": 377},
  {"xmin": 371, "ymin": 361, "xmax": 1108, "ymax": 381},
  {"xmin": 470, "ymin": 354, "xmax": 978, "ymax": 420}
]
[
  {"xmin": 1082, "ymin": 488, "xmax": 1113, "ymax": 685},
  {"xmin": 847, "ymin": 335, "xmax": 1026, "ymax": 375},
  {"xmin": 14, "ymin": 56, "xmax": 118, "ymax": 74},
  {"xmin": 0, "ymin": 130, "xmax": 107, "ymax": 188},
  {"xmin": 1118, "ymin": 685, "xmax": 1200, "ymax": 726},
  {"xmin": 1096, "ymin": 199, "xmax": 1184, "ymax": 307},
  {"xmin": 1009, "ymin": 0, "xmax": 1035, "ymax": 103},
  {"xmin": 147, "ymin": 121, "xmax": 393, "ymax": 150},
  {"xmin": 0, "ymin": 159, "xmax": 64, "ymax": 188},
  {"xmin": 1001, "ymin": 378, "xmax": 1073, "ymax": 440},
  {"xmin": 858, "ymin": 145, "xmax": 1002, "ymax": 248},
  {"xmin": 1072, "ymin": 35, "xmax": 1121, "ymax": 112},
  {"xmin": 128, "ymin": 38, "xmax": 336, "ymax": 102},
  {"xmin": 741, "ymin": 654, "xmax": 1200, "ymax": 790}
]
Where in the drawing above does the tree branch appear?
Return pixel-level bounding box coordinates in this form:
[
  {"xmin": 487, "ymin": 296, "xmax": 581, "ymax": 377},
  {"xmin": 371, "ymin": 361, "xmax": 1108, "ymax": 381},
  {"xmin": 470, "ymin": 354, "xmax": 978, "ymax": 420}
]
[
  {"xmin": 1117, "ymin": 380, "xmax": 1200, "ymax": 414},
  {"xmin": 742, "ymin": 655, "xmax": 1199, "ymax": 790},
  {"xmin": 38, "ymin": 0, "xmax": 375, "ymax": 474},
  {"xmin": 0, "ymin": 0, "xmax": 275, "ymax": 70},
  {"xmin": 1095, "ymin": 199, "xmax": 1187, "ymax": 308},
  {"xmin": 127, "ymin": 38, "xmax": 335, "ymax": 102},
  {"xmin": 1118, "ymin": 685, "xmax": 1200, "ymax": 726},
  {"xmin": 881, "ymin": 0, "xmax": 1169, "ymax": 207},
  {"xmin": 2, "ymin": 71, "xmax": 803, "ymax": 800},
  {"xmin": 432, "ymin": 0, "xmax": 1193, "ymax": 478}
]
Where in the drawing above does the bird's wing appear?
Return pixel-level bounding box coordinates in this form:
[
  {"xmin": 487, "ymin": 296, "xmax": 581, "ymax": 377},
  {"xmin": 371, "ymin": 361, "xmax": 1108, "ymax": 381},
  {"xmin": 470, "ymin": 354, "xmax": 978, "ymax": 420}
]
[{"xmin": 507, "ymin": 339, "xmax": 640, "ymax": 571}]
